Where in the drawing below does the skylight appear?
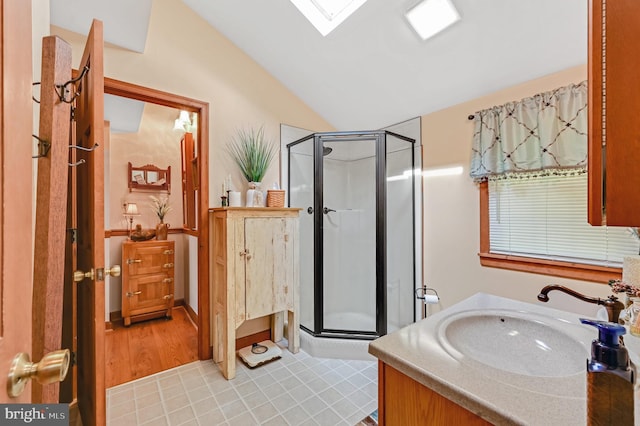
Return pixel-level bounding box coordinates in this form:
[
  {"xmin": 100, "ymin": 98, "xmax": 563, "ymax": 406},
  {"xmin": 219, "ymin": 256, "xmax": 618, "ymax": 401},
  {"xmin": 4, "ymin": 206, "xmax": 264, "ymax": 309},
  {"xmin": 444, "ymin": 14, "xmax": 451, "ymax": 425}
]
[
  {"xmin": 290, "ymin": 0, "xmax": 369, "ymax": 36},
  {"xmin": 406, "ymin": 0, "xmax": 460, "ymax": 41}
]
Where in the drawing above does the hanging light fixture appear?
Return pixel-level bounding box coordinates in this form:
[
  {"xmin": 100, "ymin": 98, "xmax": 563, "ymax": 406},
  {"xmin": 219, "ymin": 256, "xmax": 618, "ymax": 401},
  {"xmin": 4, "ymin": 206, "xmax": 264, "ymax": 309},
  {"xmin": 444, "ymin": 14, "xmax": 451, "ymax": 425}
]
[{"xmin": 173, "ymin": 110, "xmax": 192, "ymax": 132}]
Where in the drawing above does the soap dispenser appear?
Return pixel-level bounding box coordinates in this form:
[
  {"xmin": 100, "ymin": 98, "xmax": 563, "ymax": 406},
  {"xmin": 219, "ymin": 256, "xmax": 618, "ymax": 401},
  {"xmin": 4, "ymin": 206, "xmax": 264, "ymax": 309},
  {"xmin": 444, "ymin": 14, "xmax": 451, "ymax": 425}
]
[{"xmin": 580, "ymin": 319, "xmax": 636, "ymax": 425}]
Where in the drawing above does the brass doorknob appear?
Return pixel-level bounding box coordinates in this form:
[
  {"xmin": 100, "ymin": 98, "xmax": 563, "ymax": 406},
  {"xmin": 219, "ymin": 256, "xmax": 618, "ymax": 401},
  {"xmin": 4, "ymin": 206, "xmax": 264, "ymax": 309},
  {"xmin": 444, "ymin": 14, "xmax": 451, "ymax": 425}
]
[
  {"xmin": 7, "ymin": 349, "xmax": 70, "ymax": 398},
  {"xmin": 73, "ymin": 268, "xmax": 94, "ymax": 282},
  {"xmin": 105, "ymin": 265, "xmax": 121, "ymax": 277}
]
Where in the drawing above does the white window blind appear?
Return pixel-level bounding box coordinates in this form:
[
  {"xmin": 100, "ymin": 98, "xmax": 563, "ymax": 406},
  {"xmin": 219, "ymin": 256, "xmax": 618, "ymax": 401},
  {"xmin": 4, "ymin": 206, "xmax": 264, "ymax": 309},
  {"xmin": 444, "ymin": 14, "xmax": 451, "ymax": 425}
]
[{"xmin": 489, "ymin": 173, "xmax": 639, "ymax": 266}]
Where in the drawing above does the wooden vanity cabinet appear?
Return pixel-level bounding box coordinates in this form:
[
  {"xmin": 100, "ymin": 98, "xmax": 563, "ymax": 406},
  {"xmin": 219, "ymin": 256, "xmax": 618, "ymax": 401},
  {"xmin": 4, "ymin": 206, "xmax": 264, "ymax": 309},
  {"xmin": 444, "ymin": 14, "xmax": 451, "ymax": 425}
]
[
  {"xmin": 378, "ymin": 362, "xmax": 491, "ymax": 426},
  {"xmin": 209, "ymin": 207, "xmax": 300, "ymax": 379},
  {"xmin": 122, "ymin": 240, "xmax": 175, "ymax": 326},
  {"xmin": 588, "ymin": 0, "xmax": 640, "ymax": 226}
]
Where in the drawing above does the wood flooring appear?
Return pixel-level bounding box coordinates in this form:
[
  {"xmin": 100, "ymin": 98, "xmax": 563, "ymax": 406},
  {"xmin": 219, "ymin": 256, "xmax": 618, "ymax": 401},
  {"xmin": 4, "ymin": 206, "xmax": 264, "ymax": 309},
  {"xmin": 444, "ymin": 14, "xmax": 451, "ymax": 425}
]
[{"xmin": 105, "ymin": 306, "xmax": 198, "ymax": 388}]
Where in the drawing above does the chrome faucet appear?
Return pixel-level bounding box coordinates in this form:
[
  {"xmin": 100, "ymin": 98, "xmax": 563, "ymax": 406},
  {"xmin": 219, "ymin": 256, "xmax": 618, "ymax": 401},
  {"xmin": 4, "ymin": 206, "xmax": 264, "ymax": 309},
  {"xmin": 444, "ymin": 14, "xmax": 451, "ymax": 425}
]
[{"xmin": 537, "ymin": 284, "xmax": 625, "ymax": 324}]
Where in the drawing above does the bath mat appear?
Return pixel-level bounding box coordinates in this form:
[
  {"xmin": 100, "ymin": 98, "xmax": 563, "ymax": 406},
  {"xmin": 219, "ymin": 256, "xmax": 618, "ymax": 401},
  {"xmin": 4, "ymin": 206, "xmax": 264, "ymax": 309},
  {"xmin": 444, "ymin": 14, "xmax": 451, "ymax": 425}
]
[{"xmin": 237, "ymin": 340, "xmax": 282, "ymax": 368}]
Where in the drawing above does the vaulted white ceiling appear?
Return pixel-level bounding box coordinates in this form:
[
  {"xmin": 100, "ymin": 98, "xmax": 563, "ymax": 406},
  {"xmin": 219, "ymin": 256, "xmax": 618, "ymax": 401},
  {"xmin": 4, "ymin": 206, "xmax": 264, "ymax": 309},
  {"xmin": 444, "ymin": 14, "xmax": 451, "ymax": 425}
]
[
  {"xmin": 50, "ymin": 0, "xmax": 152, "ymax": 53},
  {"xmin": 50, "ymin": 0, "xmax": 587, "ymax": 130}
]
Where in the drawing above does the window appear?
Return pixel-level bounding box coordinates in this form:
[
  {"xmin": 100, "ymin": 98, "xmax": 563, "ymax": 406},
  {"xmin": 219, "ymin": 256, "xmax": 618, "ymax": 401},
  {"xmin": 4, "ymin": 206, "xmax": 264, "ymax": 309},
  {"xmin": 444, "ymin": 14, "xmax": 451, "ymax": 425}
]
[
  {"xmin": 469, "ymin": 82, "xmax": 625, "ymax": 282},
  {"xmin": 405, "ymin": 0, "xmax": 460, "ymax": 41},
  {"xmin": 289, "ymin": 0, "xmax": 368, "ymax": 36},
  {"xmin": 479, "ymin": 173, "xmax": 635, "ymax": 281}
]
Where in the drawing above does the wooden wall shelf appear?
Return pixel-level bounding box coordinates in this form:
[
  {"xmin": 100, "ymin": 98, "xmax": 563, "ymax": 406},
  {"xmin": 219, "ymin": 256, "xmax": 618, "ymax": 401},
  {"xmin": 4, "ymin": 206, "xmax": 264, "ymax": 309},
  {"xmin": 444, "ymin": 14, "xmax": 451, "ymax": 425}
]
[{"xmin": 128, "ymin": 162, "xmax": 171, "ymax": 193}]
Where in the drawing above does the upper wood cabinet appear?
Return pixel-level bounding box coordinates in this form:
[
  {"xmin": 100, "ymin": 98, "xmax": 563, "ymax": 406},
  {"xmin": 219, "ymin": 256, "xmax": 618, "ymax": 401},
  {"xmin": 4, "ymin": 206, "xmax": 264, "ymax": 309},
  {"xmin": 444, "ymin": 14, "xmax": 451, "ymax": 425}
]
[{"xmin": 588, "ymin": 0, "xmax": 640, "ymax": 226}]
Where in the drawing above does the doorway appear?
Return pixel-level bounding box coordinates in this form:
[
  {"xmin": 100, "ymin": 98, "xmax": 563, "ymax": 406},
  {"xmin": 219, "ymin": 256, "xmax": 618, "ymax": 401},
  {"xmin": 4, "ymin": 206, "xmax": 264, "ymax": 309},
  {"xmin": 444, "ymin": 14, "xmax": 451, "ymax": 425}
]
[{"xmin": 102, "ymin": 78, "xmax": 210, "ymax": 385}]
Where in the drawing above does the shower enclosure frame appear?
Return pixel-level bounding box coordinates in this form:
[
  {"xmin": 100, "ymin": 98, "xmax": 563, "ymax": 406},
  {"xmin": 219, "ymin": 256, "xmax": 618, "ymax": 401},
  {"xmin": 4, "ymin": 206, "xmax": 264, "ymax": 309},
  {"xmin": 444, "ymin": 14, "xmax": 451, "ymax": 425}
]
[{"xmin": 287, "ymin": 130, "xmax": 417, "ymax": 340}]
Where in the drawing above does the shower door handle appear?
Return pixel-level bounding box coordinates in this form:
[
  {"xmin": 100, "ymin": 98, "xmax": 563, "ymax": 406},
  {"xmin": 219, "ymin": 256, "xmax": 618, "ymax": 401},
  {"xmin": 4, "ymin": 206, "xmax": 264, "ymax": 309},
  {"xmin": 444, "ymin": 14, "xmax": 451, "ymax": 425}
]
[{"xmin": 323, "ymin": 207, "xmax": 336, "ymax": 214}]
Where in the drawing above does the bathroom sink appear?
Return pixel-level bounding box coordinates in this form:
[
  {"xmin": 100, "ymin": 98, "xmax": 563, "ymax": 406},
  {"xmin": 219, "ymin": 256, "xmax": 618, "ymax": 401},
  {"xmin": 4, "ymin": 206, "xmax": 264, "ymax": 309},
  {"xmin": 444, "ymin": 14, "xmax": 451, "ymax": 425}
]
[{"xmin": 437, "ymin": 309, "xmax": 592, "ymax": 377}]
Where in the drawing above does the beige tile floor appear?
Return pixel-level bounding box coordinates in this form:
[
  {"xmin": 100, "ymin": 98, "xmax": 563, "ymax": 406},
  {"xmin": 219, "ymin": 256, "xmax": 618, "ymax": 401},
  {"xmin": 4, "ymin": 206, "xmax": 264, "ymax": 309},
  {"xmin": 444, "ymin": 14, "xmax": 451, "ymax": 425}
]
[{"xmin": 107, "ymin": 342, "xmax": 378, "ymax": 425}]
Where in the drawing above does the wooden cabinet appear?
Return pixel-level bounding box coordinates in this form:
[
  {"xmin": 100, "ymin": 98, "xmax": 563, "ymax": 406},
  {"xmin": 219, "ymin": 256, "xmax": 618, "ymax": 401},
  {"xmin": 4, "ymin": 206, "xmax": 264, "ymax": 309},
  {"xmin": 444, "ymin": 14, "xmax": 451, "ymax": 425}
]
[
  {"xmin": 210, "ymin": 207, "xmax": 300, "ymax": 379},
  {"xmin": 122, "ymin": 240, "xmax": 175, "ymax": 326},
  {"xmin": 588, "ymin": 0, "xmax": 640, "ymax": 226},
  {"xmin": 378, "ymin": 362, "xmax": 491, "ymax": 426}
]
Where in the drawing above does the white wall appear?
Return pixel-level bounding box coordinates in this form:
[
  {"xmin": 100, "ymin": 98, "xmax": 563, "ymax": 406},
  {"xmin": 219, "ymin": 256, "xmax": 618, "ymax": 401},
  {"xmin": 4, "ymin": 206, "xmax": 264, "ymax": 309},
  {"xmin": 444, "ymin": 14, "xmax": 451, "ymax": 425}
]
[
  {"xmin": 109, "ymin": 102, "xmax": 183, "ymax": 230},
  {"xmin": 422, "ymin": 64, "xmax": 611, "ymax": 317}
]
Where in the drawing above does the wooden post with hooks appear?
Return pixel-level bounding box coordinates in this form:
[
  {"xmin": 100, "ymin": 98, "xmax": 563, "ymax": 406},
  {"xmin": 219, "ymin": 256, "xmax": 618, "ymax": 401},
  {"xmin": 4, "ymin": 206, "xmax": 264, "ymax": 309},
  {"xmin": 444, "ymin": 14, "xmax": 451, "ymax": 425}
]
[{"xmin": 31, "ymin": 35, "xmax": 72, "ymax": 403}]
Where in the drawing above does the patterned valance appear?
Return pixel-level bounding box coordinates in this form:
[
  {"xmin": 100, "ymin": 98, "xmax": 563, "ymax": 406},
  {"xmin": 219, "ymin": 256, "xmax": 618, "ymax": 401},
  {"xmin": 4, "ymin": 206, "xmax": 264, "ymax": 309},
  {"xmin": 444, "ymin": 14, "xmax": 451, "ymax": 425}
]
[{"xmin": 469, "ymin": 81, "xmax": 587, "ymax": 182}]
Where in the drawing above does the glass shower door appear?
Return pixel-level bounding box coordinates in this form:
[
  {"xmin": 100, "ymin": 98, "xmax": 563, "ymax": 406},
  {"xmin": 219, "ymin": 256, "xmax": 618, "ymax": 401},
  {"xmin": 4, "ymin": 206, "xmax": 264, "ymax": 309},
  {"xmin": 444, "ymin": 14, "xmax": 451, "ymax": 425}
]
[{"xmin": 321, "ymin": 136, "xmax": 378, "ymax": 334}]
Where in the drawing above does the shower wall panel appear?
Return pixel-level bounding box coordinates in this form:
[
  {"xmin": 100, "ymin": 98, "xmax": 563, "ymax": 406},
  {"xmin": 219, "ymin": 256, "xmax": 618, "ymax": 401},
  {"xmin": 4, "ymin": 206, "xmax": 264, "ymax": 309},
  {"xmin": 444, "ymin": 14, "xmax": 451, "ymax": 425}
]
[
  {"xmin": 386, "ymin": 147, "xmax": 415, "ymax": 331},
  {"xmin": 289, "ymin": 148, "xmax": 314, "ymax": 329}
]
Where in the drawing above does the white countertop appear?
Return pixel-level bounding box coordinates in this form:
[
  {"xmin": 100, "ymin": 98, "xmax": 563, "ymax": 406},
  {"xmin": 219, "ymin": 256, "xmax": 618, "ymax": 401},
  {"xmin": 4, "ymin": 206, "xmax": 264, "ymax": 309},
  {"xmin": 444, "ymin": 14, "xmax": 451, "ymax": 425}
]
[{"xmin": 368, "ymin": 292, "xmax": 640, "ymax": 426}]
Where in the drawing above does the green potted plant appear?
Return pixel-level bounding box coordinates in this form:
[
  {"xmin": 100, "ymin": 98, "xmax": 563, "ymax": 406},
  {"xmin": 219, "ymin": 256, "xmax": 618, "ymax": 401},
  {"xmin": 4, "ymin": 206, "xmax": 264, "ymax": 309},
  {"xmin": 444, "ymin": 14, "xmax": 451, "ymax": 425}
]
[
  {"xmin": 149, "ymin": 195, "xmax": 171, "ymax": 239},
  {"xmin": 226, "ymin": 126, "xmax": 277, "ymax": 206},
  {"xmin": 227, "ymin": 126, "xmax": 276, "ymax": 183}
]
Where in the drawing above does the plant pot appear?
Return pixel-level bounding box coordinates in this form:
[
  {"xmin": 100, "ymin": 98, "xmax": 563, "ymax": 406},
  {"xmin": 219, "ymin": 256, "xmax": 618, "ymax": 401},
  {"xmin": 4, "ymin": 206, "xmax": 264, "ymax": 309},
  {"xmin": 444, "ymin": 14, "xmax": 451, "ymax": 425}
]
[
  {"xmin": 156, "ymin": 222, "xmax": 169, "ymax": 240},
  {"xmin": 246, "ymin": 182, "xmax": 264, "ymax": 207}
]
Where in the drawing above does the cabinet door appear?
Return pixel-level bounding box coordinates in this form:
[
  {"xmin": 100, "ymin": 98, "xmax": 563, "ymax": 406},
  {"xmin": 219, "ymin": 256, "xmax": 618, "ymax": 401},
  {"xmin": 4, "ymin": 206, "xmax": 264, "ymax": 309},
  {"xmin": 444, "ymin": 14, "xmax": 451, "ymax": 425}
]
[
  {"xmin": 380, "ymin": 363, "xmax": 492, "ymax": 425},
  {"xmin": 588, "ymin": 0, "xmax": 640, "ymax": 225},
  {"xmin": 126, "ymin": 273, "xmax": 173, "ymax": 317},
  {"xmin": 124, "ymin": 243, "xmax": 174, "ymax": 275},
  {"xmin": 244, "ymin": 217, "xmax": 295, "ymax": 319},
  {"xmin": 121, "ymin": 241, "xmax": 175, "ymax": 324}
]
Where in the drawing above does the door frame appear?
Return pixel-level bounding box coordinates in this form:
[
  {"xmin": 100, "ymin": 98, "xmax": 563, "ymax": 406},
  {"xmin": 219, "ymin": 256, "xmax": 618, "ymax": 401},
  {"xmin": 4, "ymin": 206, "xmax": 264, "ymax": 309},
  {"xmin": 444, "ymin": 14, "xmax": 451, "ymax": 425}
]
[{"xmin": 104, "ymin": 77, "xmax": 211, "ymax": 359}]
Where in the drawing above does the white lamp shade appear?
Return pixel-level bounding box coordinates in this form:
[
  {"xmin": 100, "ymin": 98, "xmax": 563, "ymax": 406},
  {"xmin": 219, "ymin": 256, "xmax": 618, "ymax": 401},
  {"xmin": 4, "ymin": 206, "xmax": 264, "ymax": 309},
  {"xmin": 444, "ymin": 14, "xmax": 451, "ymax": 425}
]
[
  {"xmin": 178, "ymin": 110, "xmax": 190, "ymax": 123},
  {"xmin": 173, "ymin": 118, "xmax": 185, "ymax": 131},
  {"xmin": 173, "ymin": 110, "xmax": 192, "ymax": 132},
  {"xmin": 125, "ymin": 203, "xmax": 139, "ymax": 215}
]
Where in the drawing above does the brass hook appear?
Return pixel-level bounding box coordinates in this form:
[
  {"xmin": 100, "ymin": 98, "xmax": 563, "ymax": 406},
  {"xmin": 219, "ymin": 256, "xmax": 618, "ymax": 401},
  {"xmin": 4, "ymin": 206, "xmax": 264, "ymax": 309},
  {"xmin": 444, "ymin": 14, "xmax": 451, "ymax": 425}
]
[
  {"xmin": 32, "ymin": 81, "xmax": 41, "ymax": 104},
  {"xmin": 32, "ymin": 134, "xmax": 51, "ymax": 159},
  {"xmin": 55, "ymin": 65, "xmax": 89, "ymax": 103},
  {"xmin": 68, "ymin": 159, "xmax": 86, "ymax": 167},
  {"xmin": 67, "ymin": 143, "xmax": 98, "ymax": 167},
  {"xmin": 69, "ymin": 143, "xmax": 99, "ymax": 152}
]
